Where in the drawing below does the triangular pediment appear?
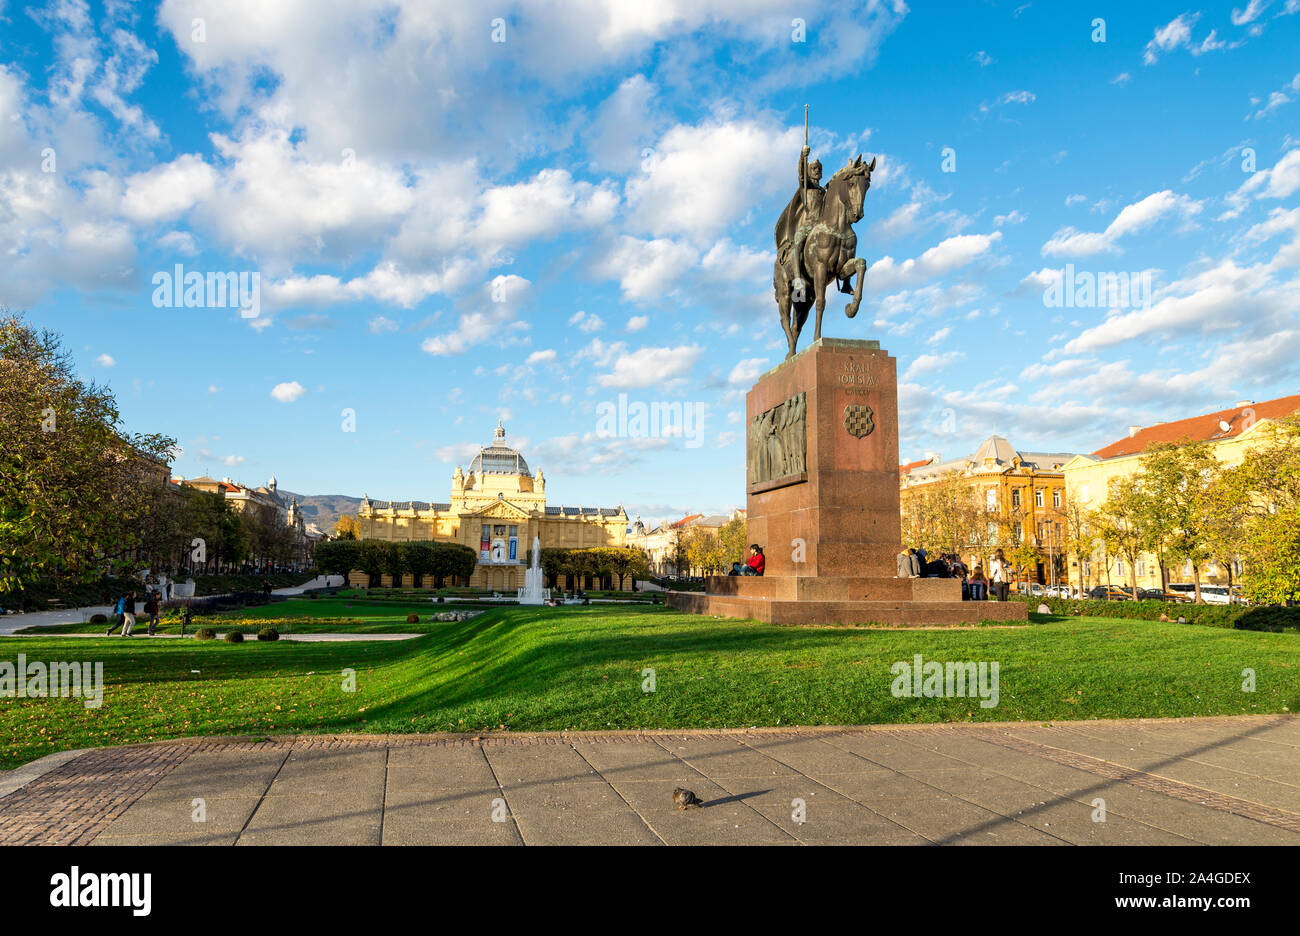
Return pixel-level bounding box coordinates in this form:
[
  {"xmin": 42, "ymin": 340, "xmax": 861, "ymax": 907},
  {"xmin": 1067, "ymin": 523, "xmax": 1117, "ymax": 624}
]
[{"xmin": 464, "ymin": 499, "xmax": 533, "ymax": 520}]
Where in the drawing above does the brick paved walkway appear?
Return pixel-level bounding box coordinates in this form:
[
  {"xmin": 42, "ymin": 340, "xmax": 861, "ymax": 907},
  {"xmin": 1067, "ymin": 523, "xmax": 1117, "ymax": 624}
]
[{"xmin": 1, "ymin": 715, "xmax": 1297, "ymax": 845}]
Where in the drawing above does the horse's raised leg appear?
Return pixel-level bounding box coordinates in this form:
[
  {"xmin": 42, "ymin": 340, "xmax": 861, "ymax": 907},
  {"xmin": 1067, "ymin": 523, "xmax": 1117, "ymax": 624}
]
[{"xmin": 843, "ymin": 257, "xmax": 866, "ymax": 319}]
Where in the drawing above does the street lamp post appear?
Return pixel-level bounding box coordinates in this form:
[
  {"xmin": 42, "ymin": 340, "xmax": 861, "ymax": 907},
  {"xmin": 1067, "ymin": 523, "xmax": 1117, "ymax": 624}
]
[{"xmin": 1047, "ymin": 521, "xmax": 1056, "ymax": 594}]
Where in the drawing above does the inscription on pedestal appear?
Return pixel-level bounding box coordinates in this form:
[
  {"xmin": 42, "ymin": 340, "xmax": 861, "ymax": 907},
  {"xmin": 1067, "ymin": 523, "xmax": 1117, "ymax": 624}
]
[{"xmin": 747, "ymin": 391, "xmax": 806, "ymax": 491}]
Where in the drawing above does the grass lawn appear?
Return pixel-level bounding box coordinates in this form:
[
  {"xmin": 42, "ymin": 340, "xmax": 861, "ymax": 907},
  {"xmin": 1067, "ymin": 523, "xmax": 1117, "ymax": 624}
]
[
  {"xmin": 16, "ymin": 597, "xmax": 489, "ymax": 635},
  {"xmin": 0, "ymin": 601, "xmax": 1296, "ymax": 769}
]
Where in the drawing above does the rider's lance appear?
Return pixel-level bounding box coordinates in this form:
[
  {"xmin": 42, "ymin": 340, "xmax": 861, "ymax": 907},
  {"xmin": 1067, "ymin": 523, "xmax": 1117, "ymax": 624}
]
[{"xmin": 802, "ymin": 104, "xmax": 809, "ymax": 218}]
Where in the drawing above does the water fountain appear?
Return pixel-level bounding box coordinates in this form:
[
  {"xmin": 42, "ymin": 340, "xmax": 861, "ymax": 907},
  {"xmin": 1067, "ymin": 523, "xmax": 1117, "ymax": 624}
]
[{"xmin": 517, "ymin": 535, "xmax": 550, "ymax": 605}]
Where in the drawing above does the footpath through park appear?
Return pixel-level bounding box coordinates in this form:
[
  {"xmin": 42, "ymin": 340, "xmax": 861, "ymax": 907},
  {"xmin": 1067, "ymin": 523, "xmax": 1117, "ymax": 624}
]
[{"xmin": 1, "ymin": 715, "xmax": 1297, "ymax": 846}]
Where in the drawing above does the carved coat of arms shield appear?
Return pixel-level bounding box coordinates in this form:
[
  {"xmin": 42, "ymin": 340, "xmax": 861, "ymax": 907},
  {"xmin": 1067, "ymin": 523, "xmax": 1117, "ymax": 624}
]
[{"xmin": 843, "ymin": 403, "xmax": 875, "ymax": 439}]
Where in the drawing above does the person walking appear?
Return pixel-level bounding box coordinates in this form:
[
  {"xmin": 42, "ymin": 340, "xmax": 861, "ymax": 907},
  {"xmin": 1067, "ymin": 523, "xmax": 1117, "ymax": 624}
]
[
  {"xmin": 989, "ymin": 550, "xmax": 1010, "ymax": 602},
  {"xmin": 105, "ymin": 594, "xmax": 127, "ymax": 635},
  {"xmin": 145, "ymin": 591, "xmax": 161, "ymax": 636},
  {"xmin": 121, "ymin": 591, "xmax": 138, "ymax": 636}
]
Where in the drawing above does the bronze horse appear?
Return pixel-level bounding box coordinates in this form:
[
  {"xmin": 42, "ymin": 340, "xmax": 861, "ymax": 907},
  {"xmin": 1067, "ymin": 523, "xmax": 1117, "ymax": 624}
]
[{"xmin": 773, "ymin": 154, "xmax": 875, "ymax": 358}]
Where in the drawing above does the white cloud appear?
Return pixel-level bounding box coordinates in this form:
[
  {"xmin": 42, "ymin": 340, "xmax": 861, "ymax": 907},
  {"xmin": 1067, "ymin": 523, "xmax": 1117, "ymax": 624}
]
[
  {"xmin": 727, "ymin": 358, "xmax": 769, "ymax": 385},
  {"xmin": 1232, "ymin": 0, "xmax": 1268, "ymax": 25},
  {"xmin": 121, "ymin": 154, "xmax": 217, "ymax": 223},
  {"xmin": 626, "ymin": 118, "xmax": 802, "ymax": 238},
  {"xmin": 867, "ymin": 232, "xmax": 1002, "ymax": 291},
  {"xmin": 527, "ymin": 349, "xmax": 557, "ymax": 365},
  {"xmin": 1142, "ymin": 13, "xmax": 1240, "ymax": 64},
  {"xmin": 626, "ymin": 315, "xmax": 649, "ymax": 332},
  {"xmin": 270, "ymin": 381, "xmax": 305, "ymax": 403},
  {"xmin": 421, "ymin": 275, "xmax": 532, "ymax": 356},
  {"xmin": 998, "ymin": 90, "xmax": 1036, "ymax": 106},
  {"xmin": 589, "ymin": 235, "xmax": 695, "ymax": 301},
  {"xmin": 1042, "ymin": 191, "xmax": 1202, "ymax": 256},
  {"xmin": 95, "ymin": 353, "xmax": 115, "ymax": 367},
  {"xmin": 368, "ymin": 316, "xmax": 400, "ymax": 334},
  {"xmin": 903, "ymin": 352, "xmax": 964, "ymax": 379},
  {"xmin": 569, "ymin": 310, "xmax": 605, "ymax": 333},
  {"xmin": 596, "ymin": 345, "xmax": 702, "ymax": 388},
  {"xmin": 156, "ymin": 230, "xmax": 198, "ymax": 255},
  {"xmin": 1221, "ymin": 148, "xmax": 1300, "ymax": 219}
]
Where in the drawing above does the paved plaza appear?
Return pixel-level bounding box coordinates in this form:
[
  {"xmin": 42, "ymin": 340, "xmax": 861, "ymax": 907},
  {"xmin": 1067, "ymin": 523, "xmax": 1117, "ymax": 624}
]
[{"xmin": 1, "ymin": 715, "xmax": 1297, "ymax": 846}]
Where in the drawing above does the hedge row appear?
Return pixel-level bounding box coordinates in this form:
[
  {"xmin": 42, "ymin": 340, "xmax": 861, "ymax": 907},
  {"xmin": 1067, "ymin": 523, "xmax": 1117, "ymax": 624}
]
[
  {"xmin": 1, "ymin": 573, "xmax": 313, "ymax": 612},
  {"xmin": 1015, "ymin": 595, "xmax": 1299, "ymax": 631}
]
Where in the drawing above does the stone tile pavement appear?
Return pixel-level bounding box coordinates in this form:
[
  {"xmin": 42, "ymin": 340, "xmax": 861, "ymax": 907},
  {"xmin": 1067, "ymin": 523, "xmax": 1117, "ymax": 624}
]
[{"xmin": 1, "ymin": 715, "xmax": 1297, "ymax": 846}]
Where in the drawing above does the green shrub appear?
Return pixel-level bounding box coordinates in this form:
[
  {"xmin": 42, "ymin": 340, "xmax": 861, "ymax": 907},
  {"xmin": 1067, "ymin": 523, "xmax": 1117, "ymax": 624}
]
[
  {"xmin": 89, "ymin": 613, "xmax": 107, "ymax": 624},
  {"xmin": 256, "ymin": 627, "xmax": 280, "ymax": 642},
  {"xmin": 1015, "ymin": 596, "xmax": 1300, "ymax": 631},
  {"xmin": 224, "ymin": 630, "xmax": 244, "ymax": 643},
  {"xmin": 406, "ymin": 613, "xmax": 419, "ymax": 623},
  {"xmin": 194, "ymin": 628, "xmax": 216, "ymax": 641}
]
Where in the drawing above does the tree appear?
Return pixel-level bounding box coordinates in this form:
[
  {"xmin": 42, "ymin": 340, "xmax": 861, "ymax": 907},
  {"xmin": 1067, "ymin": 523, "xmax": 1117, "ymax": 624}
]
[
  {"xmin": 314, "ymin": 539, "xmax": 361, "ymax": 581},
  {"xmin": 401, "ymin": 541, "xmax": 435, "ymax": 587},
  {"xmin": 1094, "ymin": 476, "xmax": 1145, "ymax": 598},
  {"xmin": 1011, "ymin": 542, "xmax": 1041, "ymax": 591},
  {"xmin": 718, "ymin": 515, "xmax": 749, "ymax": 568},
  {"xmin": 333, "ymin": 515, "xmax": 358, "ymax": 539},
  {"xmin": 605, "ymin": 546, "xmax": 650, "ymax": 591},
  {"xmin": 564, "ymin": 548, "xmax": 592, "ymax": 593},
  {"xmin": 1200, "ymin": 466, "xmax": 1249, "ymax": 592},
  {"xmin": 540, "ymin": 547, "xmax": 569, "ymax": 589},
  {"xmin": 1137, "ymin": 439, "xmax": 1219, "ymax": 597},
  {"xmin": 427, "ymin": 542, "xmax": 476, "ymax": 588},
  {"xmin": 1060, "ymin": 498, "xmax": 1095, "ymax": 595},
  {"xmin": 1230, "ymin": 416, "xmax": 1300, "ymax": 604},
  {"xmin": 681, "ymin": 527, "xmax": 726, "ymax": 575},
  {"xmin": 0, "ymin": 311, "xmax": 176, "ymax": 593}
]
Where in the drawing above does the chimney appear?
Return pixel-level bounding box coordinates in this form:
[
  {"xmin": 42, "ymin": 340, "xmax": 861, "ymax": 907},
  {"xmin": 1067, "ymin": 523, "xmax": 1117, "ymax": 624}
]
[
  {"xmin": 1127, "ymin": 426, "xmax": 1141, "ymax": 438},
  {"xmin": 924, "ymin": 450, "xmax": 940, "ymax": 464},
  {"xmin": 1234, "ymin": 400, "xmax": 1253, "ymax": 408}
]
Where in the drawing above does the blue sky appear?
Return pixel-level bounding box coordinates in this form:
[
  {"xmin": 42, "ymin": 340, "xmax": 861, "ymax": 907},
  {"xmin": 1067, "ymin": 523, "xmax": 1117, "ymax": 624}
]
[{"xmin": 2, "ymin": 0, "xmax": 1298, "ymax": 524}]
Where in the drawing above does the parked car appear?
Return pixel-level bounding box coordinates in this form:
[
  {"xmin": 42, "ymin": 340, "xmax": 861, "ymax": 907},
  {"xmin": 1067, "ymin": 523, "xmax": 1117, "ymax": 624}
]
[
  {"xmin": 1138, "ymin": 588, "xmax": 1193, "ymax": 603},
  {"xmin": 1046, "ymin": 584, "xmax": 1082, "ymax": 598},
  {"xmin": 1199, "ymin": 585, "xmax": 1233, "ymax": 606},
  {"xmin": 1087, "ymin": 586, "xmax": 1135, "ymax": 601}
]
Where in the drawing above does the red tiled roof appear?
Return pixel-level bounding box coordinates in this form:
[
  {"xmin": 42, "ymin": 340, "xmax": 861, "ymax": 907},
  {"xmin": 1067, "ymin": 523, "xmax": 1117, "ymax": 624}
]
[
  {"xmin": 898, "ymin": 458, "xmax": 933, "ymax": 478},
  {"xmin": 1092, "ymin": 393, "xmax": 1300, "ymax": 460},
  {"xmin": 670, "ymin": 514, "xmax": 704, "ymax": 528}
]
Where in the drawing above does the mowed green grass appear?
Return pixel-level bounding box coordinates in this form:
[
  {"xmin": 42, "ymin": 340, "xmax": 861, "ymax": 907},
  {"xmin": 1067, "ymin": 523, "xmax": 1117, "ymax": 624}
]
[
  {"xmin": 0, "ymin": 600, "xmax": 1297, "ymax": 769},
  {"xmin": 17, "ymin": 597, "xmax": 486, "ymax": 635}
]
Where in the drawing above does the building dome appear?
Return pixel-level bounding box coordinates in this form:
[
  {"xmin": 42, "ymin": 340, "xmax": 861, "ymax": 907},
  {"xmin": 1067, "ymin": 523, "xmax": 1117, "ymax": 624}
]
[{"xmin": 468, "ymin": 421, "xmax": 531, "ymax": 477}]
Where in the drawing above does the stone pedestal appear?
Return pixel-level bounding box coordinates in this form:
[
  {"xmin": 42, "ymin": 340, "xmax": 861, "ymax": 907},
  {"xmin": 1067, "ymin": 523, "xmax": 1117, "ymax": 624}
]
[{"xmin": 668, "ymin": 338, "xmax": 1027, "ymax": 627}]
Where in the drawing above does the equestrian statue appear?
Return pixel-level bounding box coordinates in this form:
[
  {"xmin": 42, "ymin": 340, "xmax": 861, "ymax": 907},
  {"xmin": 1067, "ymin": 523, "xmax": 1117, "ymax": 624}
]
[{"xmin": 773, "ymin": 105, "xmax": 875, "ymax": 358}]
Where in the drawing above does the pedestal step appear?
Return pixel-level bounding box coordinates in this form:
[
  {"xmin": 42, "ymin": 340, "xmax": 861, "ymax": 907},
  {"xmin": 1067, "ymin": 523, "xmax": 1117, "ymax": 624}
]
[{"xmin": 702, "ymin": 574, "xmax": 965, "ymax": 603}]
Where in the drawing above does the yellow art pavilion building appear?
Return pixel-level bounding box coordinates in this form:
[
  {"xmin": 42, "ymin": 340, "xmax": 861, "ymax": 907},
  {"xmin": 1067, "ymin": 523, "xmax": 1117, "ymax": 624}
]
[{"xmin": 352, "ymin": 422, "xmax": 630, "ymax": 591}]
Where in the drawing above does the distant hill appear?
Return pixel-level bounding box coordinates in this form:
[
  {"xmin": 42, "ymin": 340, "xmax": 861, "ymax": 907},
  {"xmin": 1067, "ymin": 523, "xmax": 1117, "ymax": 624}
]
[{"xmin": 280, "ymin": 491, "xmax": 362, "ymax": 533}]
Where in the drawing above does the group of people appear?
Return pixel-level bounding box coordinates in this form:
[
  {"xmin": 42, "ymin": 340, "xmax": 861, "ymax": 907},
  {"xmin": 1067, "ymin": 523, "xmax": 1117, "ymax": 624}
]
[
  {"xmin": 897, "ymin": 547, "xmax": 1013, "ymax": 601},
  {"xmin": 104, "ymin": 590, "xmax": 165, "ymax": 637}
]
